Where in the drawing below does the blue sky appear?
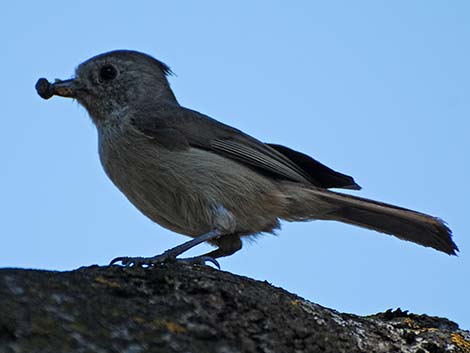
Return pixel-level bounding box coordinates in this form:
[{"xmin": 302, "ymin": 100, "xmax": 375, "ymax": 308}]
[{"xmin": 2, "ymin": 1, "xmax": 469, "ymax": 329}]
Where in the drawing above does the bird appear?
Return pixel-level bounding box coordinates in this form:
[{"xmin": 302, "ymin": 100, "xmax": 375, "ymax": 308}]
[{"xmin": 35, "ymin": 50, "xmax": 458, "ymax": 268}]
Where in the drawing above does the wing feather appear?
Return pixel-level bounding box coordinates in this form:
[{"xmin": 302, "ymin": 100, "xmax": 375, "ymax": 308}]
[{"xmin": 130, "ymin": 104, "xmax": 359, "ymax": 189}]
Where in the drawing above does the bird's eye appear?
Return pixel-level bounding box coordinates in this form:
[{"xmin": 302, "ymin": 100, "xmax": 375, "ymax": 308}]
[{"xmin": 99, "ymin": 65, "xmax": 118, "ymax": 82}]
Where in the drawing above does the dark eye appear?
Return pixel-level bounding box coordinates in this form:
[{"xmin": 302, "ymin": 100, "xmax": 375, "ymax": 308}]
[{"xmin": 99, "ymin": 65, "xmax": 118, "ymax": 81}]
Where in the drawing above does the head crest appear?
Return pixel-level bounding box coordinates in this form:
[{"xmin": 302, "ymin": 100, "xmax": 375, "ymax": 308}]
[{"xmin": 86, "ymin": 50, "xmax": 175, "ymax": 77}]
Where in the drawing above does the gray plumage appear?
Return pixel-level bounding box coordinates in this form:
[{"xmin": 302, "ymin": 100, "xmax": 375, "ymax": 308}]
[{"xmin": 36, "ymin": 50, "xmax": 458, "ymax": 264}]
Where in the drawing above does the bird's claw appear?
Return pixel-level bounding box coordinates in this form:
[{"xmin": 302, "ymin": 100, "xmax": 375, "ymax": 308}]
[
  {"xmin": 109, "ymin": 254, "xmax": 220, "ymax": 269},
  {"xmin": 109, "ymin": 256, "xmax": 143, "ymax": 267},
  {"xmin": 109, "ymin": 253, "xmax": 175, "ymax": 268},
  {"xmin": 178, "ymin": 256, "xmax": 220, "ymax": 269}
]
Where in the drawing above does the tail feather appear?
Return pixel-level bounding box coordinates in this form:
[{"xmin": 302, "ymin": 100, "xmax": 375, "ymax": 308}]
[{"xmin": 282, "ymin": 185, "xmax": 458, "ymax": 255}]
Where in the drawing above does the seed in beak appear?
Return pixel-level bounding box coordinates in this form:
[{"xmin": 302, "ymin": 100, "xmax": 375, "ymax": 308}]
[{"xmin": 36, "ymin": 78, "xmax": 54, "ymax": 100}]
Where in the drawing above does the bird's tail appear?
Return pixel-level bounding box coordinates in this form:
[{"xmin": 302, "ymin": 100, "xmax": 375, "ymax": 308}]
[{"xmin": 280, "ymin": 183, "xmax": 458, "ymax": 255}]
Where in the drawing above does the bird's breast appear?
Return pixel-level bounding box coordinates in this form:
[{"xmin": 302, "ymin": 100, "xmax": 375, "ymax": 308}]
[{"xmin": 96, "ymin": 126, "xmax": 285, "ymax": 238}]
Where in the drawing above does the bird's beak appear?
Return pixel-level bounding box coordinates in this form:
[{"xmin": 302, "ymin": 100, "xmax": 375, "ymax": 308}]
[
  {"xmin": 35, "ymin": 77, "xmax": 81, "ymax": 100},
  {"xmin": 50, "ymin": 79, "xmax": 79, "ymax": 98}
]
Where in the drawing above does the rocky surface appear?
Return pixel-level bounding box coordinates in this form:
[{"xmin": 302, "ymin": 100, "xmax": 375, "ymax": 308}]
[{"xmin": 1, "ymin": 264, "xmax": 469, "ymax": 353}]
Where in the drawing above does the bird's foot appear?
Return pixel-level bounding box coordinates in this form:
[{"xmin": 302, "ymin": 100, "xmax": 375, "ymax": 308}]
[
  {"xmin": 110, "ymin": 229, "xmax": 222, "ymax": 269},
  {"xmin": 177, "ymin": 255, "xmax": 220, "ymax": 269},
  {"xmin": 109, "ymin": 253, "xmax": 220, "ymax": 269},
  {"xmin": 109, "ymin": 253, "xmax": 172, "ymax": 268}
]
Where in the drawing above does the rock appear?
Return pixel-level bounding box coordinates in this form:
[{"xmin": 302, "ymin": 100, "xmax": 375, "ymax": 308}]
[{"xmin": 0, "ymin": 264, "xmax": 468, "ymax": 353}]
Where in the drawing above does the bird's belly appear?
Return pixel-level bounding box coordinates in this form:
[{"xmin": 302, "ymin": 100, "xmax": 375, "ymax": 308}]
[{"xmin": 98, "ymin": 133, "xmax": 284, "ymax": 237}]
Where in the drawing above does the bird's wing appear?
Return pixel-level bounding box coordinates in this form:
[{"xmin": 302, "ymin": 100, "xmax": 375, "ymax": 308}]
[
  {"xmin": 266, "ymin": 144, "xmax": 361, "ymax": 190},
  {"xmin": 131, "ymin": 104, "xmax": 360, "ymax": 189}
]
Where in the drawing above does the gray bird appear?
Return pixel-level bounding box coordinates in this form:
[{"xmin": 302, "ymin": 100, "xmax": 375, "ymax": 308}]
[{"xmin": 36, "ymin": 50, "xmax": 458, "ymax": 267}]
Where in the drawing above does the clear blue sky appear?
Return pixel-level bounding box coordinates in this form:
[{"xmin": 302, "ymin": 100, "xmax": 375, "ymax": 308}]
[{"xmin": 2, "ymin": 1, "xmax": 469, "ymax": 329}]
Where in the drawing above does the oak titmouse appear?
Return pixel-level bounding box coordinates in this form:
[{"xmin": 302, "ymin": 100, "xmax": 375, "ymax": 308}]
[{"xmin": 36, "ymin": 50, "xmax": 458, "ymax": 267}]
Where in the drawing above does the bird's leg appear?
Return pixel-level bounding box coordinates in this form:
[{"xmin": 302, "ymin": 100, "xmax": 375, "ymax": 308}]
[
  {"xmin": 201, "ymin": 233, "xmax": 242, "ymax": 259},
  {"xmin": 110, "ymin": 229, "xmax": 222, "ymax": 268},
  {"xmin": 174, "ymin": 233, "xmax": 243, "ymax": 268}
]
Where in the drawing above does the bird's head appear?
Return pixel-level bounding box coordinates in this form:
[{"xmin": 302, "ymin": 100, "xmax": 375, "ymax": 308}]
[{"xmin": 36, "ymin": 50, "xmax": 176, "ymax": 124}]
